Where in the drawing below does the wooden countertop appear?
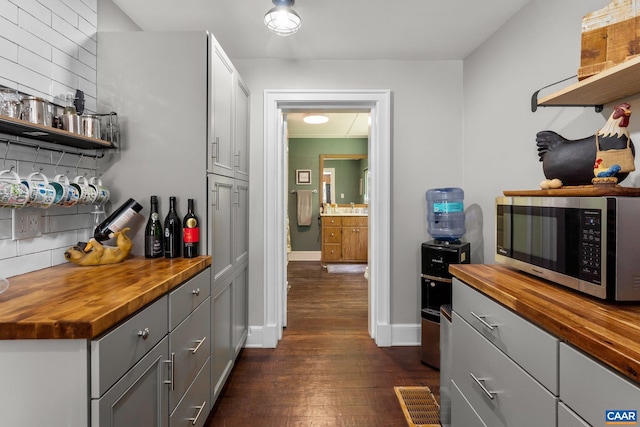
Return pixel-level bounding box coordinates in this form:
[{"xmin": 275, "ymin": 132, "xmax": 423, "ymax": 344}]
[
  {"xmin": 450, "ymin": 264, "xmax": 640, "ymax": 385},
  {"xmin": 0, "ymin": 256, "xmax": 211, "ymax": 340}
]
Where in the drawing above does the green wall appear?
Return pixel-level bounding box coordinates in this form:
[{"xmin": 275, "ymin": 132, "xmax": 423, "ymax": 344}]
[{"xmin": 288, "ymin": 137, "xmax": 368, "ymax": 252}]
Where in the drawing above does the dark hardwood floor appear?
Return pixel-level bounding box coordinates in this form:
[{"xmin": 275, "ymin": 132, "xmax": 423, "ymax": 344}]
[{"xmin": 205, "ymin": 261, "xmax": 439, "ymax": 426}]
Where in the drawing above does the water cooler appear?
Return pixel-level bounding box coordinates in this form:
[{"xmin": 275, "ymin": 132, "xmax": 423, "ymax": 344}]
[{"xmin": 420, "ymin": 239, "xmax": 470, "ymax": 368}]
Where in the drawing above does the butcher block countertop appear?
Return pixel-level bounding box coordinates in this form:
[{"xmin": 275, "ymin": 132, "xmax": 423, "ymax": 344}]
[
  {"xmin": 0, "ymin": 256, "xmax": 211, "ymax": 340},
  {"xmin": 450, "ymin": 264, "xmax": 640, "ymax": 385}
]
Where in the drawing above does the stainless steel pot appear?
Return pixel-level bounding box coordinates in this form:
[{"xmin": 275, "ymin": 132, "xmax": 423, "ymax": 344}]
[
  {"xmin": 81, "ymin": 115, "xmax": 101, "ymax": 139},
  {"xmin": 21, "ymin": 96, "xmax": 52, "ymax": 126},
  {"xmin": 62, "ymin": 113, "xmax": 81, "ymax": 134}
]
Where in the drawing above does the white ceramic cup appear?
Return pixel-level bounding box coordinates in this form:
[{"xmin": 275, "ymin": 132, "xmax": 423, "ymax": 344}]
[
  {"xmin": 53, "ymin": 174, "xmax": 80, "ymax": 207},
  {"xmin": 0, "ymin": 169, "xmax": 30, "ymax": 208},
  {"xmin": 89, "ymin": 177, "xmax": 110, "ymax": 206},
  {"xmin": 22, "ymin": 172, "xmax": 57, "ymax": 209},
  {"xmin": 71, "ymin": 175, "xmax": 97, "ymax": 205}
]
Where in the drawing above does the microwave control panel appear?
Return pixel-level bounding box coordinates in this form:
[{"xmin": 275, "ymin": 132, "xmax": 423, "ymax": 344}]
[{"xmin": 579, "ymin": 209, "xmax": 602, "ymax": 283}]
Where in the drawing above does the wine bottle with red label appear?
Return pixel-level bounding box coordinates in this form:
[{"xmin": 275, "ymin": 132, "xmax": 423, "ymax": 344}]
[{"xmin": 183, "ymin": 198, "xmax": 200, "ymax": 258}]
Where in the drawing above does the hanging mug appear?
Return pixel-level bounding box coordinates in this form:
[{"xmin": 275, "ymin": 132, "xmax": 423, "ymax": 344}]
[
  {"xmin": 22, "ymin": 172, "xmax": 57, "ymax": 209},
  {"xmin": 53, "ymin": 174, "xmax": 80, "ymax": 207},
  {"xmin": 0, "ymin": 169, "xmax": 30, "ymax": 208},
  {"xmin": 89, "ymin": 177, "xmax": 110, "ymax": 205},
  {"xmin": 71, "ymin": 175, "xmax": 97, "ymax": 205}
]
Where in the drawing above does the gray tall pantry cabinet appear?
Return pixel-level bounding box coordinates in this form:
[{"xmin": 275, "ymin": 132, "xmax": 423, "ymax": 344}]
[{"xmin": 97, "ymin": 31, "xmax": 249, "ymax": 425}]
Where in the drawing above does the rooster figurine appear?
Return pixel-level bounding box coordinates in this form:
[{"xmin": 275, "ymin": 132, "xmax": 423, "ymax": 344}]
[{"xmin": 536, "ymin": 103, "xmax": 635, "ymax": 186}]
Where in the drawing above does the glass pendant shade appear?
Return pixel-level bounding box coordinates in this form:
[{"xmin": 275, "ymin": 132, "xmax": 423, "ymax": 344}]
[{"xmin": 264, "ymin": 5, "xmax": 301, "ymax": 36}]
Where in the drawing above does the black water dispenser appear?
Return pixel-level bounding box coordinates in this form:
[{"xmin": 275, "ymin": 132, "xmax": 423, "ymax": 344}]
[{"xmin": 420, "ymin": 239, "xmax": 470, "ymax": 368}]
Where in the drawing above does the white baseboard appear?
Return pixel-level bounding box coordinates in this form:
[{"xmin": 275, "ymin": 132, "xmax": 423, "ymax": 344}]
[
  {"xmin": 288, "ymin": 251, "xmax": 321, "ymax": 262},
  {"xmin": 391, "ymin": 323, "xmax": 421, "ymax": 346}
]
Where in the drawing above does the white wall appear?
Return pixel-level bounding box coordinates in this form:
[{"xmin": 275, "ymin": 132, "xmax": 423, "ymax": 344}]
[
  {"xmin": 233, "ymin": 59, "xmax": 464, "ymax": 327},
  {"xmin": 463, "ymin": 0, "xmax": 640, "ymax": 264},
  {"xmin": 0, "ymin": 0, "xmax": 101, "ymax": 278}
]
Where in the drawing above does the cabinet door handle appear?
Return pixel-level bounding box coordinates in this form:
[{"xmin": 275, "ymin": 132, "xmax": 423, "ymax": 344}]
[
  {"xmin": 470, "ymin": 372, "xmax": 496, "ymax": 400},
  {"xmin": 235, "ymin": 152, "xmax": 240, "ymax": 168},
  {"xmin": 137, "ymin": 328, "xmax": 150, "ymax": 340},
  {"xmin": 163, "ymin": 354, "xmax": 175, "ymax": 391},
  {"xmin": 470, "ymin": 311, "xmax": 498, "ymax": 331},
  {"xmin": 188, "ymin": 401, "xmax": 207, "ymax": 425},
  {"xmin": 192, "ymin": 288, "xmax": 201, "ymax": 296},
  {"xmin": 189, "ymin": 336, "xmax": 207, "ymax": 354},
  {"xmin": 212, "ymin": 137, "xmax": 220, "ymax": 161}
]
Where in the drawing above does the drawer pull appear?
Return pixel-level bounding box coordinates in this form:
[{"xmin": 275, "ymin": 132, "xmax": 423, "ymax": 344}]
[
  {"xmin": 189, "ymin": 336, "xmax": 207, "ymax": 354},
  {"xmin": 137, "ymin": 328, "xmax": 150, "ymax": 339},
  {"xmin": 470, "ymin": 312, "xmax": 497, "ymax": 331},
  {"xmin": 470, "ymin": 372, "xmax": 496, "ymax": 400},
  {"xmin": 192, "ymin": 288, "xmax": 201, "ymax": 296},
  {"xmin": 188, "ymin": 401, "xmax": 207, "ymax": 425}
]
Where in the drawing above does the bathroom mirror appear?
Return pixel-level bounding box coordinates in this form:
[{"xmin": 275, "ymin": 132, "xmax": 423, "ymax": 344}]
[{"xmin": 319, "ymin": 154, "xmax": 368, "ymax": 207}]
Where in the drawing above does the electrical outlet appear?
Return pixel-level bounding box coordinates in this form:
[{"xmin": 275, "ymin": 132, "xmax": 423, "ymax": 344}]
[{"xmin": 12, "ymin": 208, "xmax": 43, "ymax": 240}]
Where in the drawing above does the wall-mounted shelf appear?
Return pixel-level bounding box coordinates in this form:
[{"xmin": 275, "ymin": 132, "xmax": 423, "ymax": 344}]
[
  {"xmin": 0, "ymin": 114, "xmax": 115, "ymax": 150},
  {"xmin": 534, "ymin": 55, "xmax": 640, "ymax": 111}
]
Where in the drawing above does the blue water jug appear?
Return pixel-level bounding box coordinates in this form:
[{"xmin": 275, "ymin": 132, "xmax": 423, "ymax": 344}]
[{"xmin": 426, "ymin": 187, "xmax": 465, "ymax": 241}]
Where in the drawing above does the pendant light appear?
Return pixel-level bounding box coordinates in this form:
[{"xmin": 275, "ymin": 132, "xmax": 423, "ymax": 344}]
[{"xmin": 264, "ymin": 0, "xmax": 301, "ymax": 36}]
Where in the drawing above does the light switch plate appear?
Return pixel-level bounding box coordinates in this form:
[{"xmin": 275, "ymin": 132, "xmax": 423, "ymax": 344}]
[{"xmin": 12, "ymin": 208, "xmax": 43, "ymax": 240}]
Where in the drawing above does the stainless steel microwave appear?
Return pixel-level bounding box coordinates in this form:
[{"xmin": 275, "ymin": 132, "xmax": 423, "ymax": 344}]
[{"xmin": 495, "ymin": 196, "xmax": 640, "ymax": 301}]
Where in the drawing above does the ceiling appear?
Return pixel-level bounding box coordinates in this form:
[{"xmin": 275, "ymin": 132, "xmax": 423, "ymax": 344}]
[{"xmin": 110, "ymin": 0, "xmax": 532, "ymax": 137}]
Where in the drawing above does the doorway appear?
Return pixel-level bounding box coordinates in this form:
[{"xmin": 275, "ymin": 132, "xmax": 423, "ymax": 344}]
[{"xmin": 263, "ymin": 90, "xmax": 392, "ymax": 347}]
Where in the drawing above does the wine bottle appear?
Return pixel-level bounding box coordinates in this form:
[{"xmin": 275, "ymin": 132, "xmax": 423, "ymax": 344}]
[
  {"xmin": 94, "ymin": 198, "xmax": 143, "ymax": 242},
  {"xmin": 183, "ymin": 198, "xmax": 200, "ymax": 258},
  {"xmin": 164, "ymin": 196, "xmax": 182, "ymax": 258},
  {"xmin": 144, "ymin": 195, "xmax": 164, "ymax": 258}
]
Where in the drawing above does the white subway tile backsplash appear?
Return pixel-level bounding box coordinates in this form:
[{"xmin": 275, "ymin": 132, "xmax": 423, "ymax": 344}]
[
  {"xmin": 21, "ymin": 10, "xmax": 77, "ymax": 59},
  {"xmin": 18, "ymin": 0, "xmax": 52, "ymax": 26},
  {"xmin": 78, "ymin": 45, "xmax": 96, "ymax": 69},
  {"xmin": 0, "ymin": 250, "xmax": 51, "ymax": 278},
  {"xmin": 61, "ymin": 0, "xmax": 96, "ymax": 27},
  {"xmin": 52, "ymin": 48, "xmax": 95, "ymax": 83},
  {"xmin": 18, "ymin": 46, "xmax": 53, "ymax": 78},
  {"xmin": 50, "ymin": 0, "xmax": 78, "ymax": 28},
  {"xmin": 78, "ymin": 15, "xmax": 96, "ymax": 41},
  {"xmin": 0, "ymin": 0, "xmax": 17, "ymax": 24},
  {"xmin": 0, "ymin": 0, "xmax": 98, "ymax": 276},
  {"xmin": 0, "ymin": 56, "xmax": 52, "ymax": 96},
  {"xmin": 0, "ymin": 36, "xmax": 18, "ymax": 61},
  {"xmin": 0, "ymin": 15, "xmax": 52, "ymax": 60}
]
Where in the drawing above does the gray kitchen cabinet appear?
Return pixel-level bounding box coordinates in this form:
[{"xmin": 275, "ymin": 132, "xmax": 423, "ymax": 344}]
[
  {"xmin": 91, "ymin": 268, "xmax": 212, "ymax": 427},
  {"xmin": 168, "ymin": 272, "xmax": 211, "ymax": 413},
  {"xmin": 92, "ymin": 336, "xmax": 170, "ymax": 427},
  {"xmin": 170, "ymin": 359, "xmax": 211, "ymax": 427},
  {"xmin": 451, "ymin": 311, "xmax": 558, "ymax": 427},
  {"xmin": 209, "ymin": 174, "xmax": 235, "ymax": 283},
  {"xmin": 559, "ymin": 343, "xmax": 640, "ymax": 427},
  {"xmin": 451, "ymin": 278, "xmax": 559, "ymax": 427},
  {"xmin": 235, "ymin": 76, "xmax": 250, "ymax": 181},
  {"xmin": 232, "ymin": 261, "xmax": 249, "ymax": 357},
  {"xmin": 209, "ymin": 40, "xmax": 235, "ymax": 178},
  {"xmin": 211, "ymin": 275, "xmax": 233, "ymax": 400}
]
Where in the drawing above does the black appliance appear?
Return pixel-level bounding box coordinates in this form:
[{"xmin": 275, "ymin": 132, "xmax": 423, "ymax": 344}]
[{"xmin": 420, "ymin": 239, "xmax": 470, "ymax": 367}]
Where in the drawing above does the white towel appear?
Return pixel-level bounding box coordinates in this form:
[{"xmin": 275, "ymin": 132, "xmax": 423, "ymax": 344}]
[{"xmin": 296, "ymin": 190, "xmax": 313, "ymax": 226}]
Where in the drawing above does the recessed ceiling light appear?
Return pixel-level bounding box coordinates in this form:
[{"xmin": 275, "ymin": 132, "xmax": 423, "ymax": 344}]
[{"xmin": 303, "ymin": 115, "xmax": 329, "ymax": 124}]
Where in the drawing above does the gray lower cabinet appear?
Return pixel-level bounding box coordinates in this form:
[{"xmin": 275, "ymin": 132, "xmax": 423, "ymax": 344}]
[
  {"xmin": 92, "ymin": 336, "xmax": 170, "ymax": 427},
  {"xmin": 452, "ymin": 277, "xmax": 640, "ymax": 427},
  {"xmin": 211, "ymin": 275, "xmax": 233, "ymax": 400},
  {"xmin": 91, "ymin": 268, "xmax": 212, "ymax": 427},
  {"xmin": 559, "ymin": 343, "xmax": 640, "ymax": 427},
  {"xmin": 451, "ymin": 311, "xmax": 557, "ymax": 427}
]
